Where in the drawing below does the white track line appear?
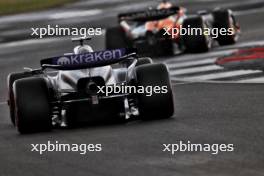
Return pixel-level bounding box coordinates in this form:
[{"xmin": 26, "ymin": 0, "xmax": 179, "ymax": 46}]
[
  {"xmin": 235, "ymin": 7, "xmax": 264, "ymax": 16},
  {"xmin": 167, "ymin": 58, "xmax": 217, "ymax": 69},
  {"xmin": 0, "ymin": 102, "xmax": 7, "ymax": 106},
  {"xmin": 165, "ymin": 40, "xmax": 264, "ymax": 65},
  {"xmin": 49, "ymin": 9, "xmax": 102, "ymax": 19},
  {"xmin": 172, "ymin": 82, "xmax": 195, "ymax": 85},
  {"xmin": 70, "ymin": 0, "xmax": 125, "ymax": 7},
  {"xmin": 180, "ymin": 70, "xmax": 262, "ymax": 80},
  {"xmin": 221, "ymin": 40, "xmax": 264, "ymax": 51},
  {"xmin": 236, "ymin": 76, "xmax": 264, "ymax": 83},
  {"xmin": 164, "ymin": 50, "xmax": 236, "ymax": 63},
  {"xmin": 170, "ymin": 65, "xmax": 222, "ymax": 76},
  {"xmin": 0, "ymin": 38, "xmax": 60, "ymax": 49},
  {"xmin": 170, "ymin": 77, "xmax": 264, "ymax": 84}
]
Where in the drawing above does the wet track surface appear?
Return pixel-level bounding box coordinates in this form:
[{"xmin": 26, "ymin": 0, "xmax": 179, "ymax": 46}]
[{"xmin": 0, "ymin": 0, "xmax": 264, "ymax": 175}]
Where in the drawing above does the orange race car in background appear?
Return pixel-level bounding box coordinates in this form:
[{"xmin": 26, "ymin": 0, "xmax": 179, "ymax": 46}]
[{"xmin": 106, "ymin": 0, "xmax": 240, "ymax": 56}]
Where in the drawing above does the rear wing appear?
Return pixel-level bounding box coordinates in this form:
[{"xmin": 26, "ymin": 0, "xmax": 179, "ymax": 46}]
[
  {"xmin": 118, "ymin": 6, "xmax": 180, "ymax": 22},
  {"xmin": 40, "ymin": 48, "xmax": 136, "ymax": 70}
]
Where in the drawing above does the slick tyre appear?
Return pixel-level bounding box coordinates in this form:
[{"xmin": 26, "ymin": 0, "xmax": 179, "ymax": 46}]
[
  {"xmin": 182, "ymin": 16, "xmax": 212, "ymax": 52},
  {"xmin": 13, "ymin": 77, "xmax": 52, "ymax": 134},
  {"xmin": 105, "ymin": 26, "xmax": 129, "ymax": 49},
  {"xmin": 156, "ymin": 40, "xmax": 174, "ymax": 56},
  {"xmin": 135, "ymin": 63, "xmax": 174, "ymax": 120},
  {"xmin": 7, "ymin": 72, "xmax": 33, "ymax": 126},
  {"xmin": 213, "ymin": 9, "xmax": 239, "ymax": 45}
]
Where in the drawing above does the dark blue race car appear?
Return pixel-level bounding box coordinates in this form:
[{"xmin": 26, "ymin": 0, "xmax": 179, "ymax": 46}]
[{"xmin": 7, "ymin": 37, "xmax": 174, "ymax": 134}]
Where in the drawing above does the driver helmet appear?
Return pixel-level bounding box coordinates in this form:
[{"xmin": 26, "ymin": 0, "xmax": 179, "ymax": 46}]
[
  {"xmin": 74, "ymin": 45, "xmax": 93, "ymax": 54},
  {"xmin": 158, "ymin": 0, "xmax": 172, "ymax": 9}
]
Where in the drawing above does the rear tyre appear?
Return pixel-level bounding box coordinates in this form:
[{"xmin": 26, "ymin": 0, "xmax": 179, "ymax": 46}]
[
  {"xmin": 135, "ymin": 63, "xmax": 174, "ymax": 120},
  {"xmin": 105, "ymin": 26, "xmax": 130, "ymax": 49},
  {"xmin": 156, "ymin": 40, "xmax": 174, "ymax": 56},
  {"xmin": 213, "ymin": 9, "xmax": 239, "ymax": 45},
  {"xmin": 182, "ymin": 16, "xmax": 212, "ymax": 52},
  {"xmin": 13, "ymin": 77, "xmax": 52, "ymax": 134},
  {"xmin": 7, "ymin": 72, "xmax": 32, "ymax": 126}
]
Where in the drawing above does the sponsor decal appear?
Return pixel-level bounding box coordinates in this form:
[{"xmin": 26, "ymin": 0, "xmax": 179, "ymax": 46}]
[
  {"xmin": 57, "ymin": 57, "xmax": 71, "ymax": 65},
  {"xmin": 53, "ymin": 48, "xmax": 126, "ymax": 66}
]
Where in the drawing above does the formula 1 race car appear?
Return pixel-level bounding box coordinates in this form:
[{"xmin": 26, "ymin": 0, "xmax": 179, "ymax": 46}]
[
  {"xmin": 7, "ymin": 37, "xmax": 174, "ymax": 134},
  {"xmin": 216, "ymin": 46, "xmax": 264, "ymax": 71},
  {"xmin": 106, "ymin": 1, "xmax": 240, "ymax": 56}
]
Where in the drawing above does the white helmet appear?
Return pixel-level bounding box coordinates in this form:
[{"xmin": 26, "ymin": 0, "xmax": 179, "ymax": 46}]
[
  {"xmin": 72, "ymin": 37, "xmax": 93, "ymax": 54},
  {"xmin": 74, "ymin": 45, "xmax": 93, "ymax": 54}
]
